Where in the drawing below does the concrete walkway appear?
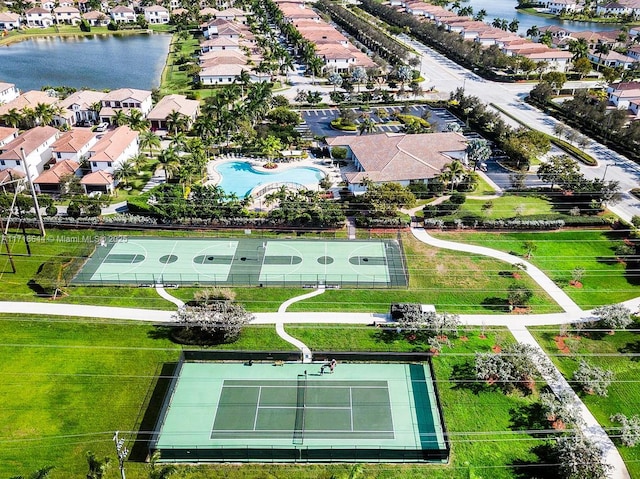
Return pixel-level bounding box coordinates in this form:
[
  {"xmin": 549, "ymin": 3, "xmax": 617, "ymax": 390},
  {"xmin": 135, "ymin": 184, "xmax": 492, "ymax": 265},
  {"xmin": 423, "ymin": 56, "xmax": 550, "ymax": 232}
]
[
  {"xmin": 155, "ymin": 285, "xmax": 184, "ymax": 308},
  {"xmin": 274, "ymin": 288, "xmax": 326, "ymax": 363}
]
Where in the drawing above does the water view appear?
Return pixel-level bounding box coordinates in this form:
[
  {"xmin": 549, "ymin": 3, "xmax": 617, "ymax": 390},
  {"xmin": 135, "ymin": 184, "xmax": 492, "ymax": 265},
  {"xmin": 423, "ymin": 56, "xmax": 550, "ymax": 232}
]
[
  {"xmin": 465, "ymin": 0, "xmax": 621, "ymax": 34},
  {"xmin": 0, "ymin": 33, "xmax": 171, "ymax": 91}
]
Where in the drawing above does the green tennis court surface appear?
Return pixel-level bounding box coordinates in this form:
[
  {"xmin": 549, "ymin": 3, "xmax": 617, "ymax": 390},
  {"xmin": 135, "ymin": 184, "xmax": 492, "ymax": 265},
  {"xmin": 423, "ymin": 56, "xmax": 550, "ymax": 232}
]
[
  {"xmin": 73, "ymin": 237, "xmax": 407, "ymax": 287},
  {"xmin": 152, "ymin": 362, "xmax": 447, "ymax": 463}
]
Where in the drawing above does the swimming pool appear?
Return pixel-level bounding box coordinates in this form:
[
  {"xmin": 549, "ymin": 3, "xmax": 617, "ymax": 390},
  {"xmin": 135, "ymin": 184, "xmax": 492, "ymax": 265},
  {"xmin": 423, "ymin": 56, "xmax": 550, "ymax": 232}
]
[{"xmin": 214, "ymin": 161, "xmax": 325, "ymax": 197}]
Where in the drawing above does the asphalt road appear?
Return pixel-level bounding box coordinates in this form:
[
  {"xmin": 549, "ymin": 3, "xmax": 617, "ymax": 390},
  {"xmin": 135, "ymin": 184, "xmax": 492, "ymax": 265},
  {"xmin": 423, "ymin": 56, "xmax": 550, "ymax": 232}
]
[{"xmin": 398, "ymin": 34, "xmax": 640, "ymax": 221}]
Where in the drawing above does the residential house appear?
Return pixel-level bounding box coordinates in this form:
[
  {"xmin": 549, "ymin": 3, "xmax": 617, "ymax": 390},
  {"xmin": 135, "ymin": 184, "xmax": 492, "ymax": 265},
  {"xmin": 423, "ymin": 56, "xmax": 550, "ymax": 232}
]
[
  {"xmin": 40, "ymin": 0, "xmax": 55, "ymax": 10},
  {"xmin": 628, "ymin": 45, "xmax": 640, "ymax": 61},
  {"xmin": 99, "ymin": 88, "xmax": 153, "ymax": 124},
  {"xmin": 0, "ymin": 126, "xmax": 60, "ymax": 180},
  {"xmin": 50, "ymin": 129, "xmax": 97, "ymax": 162},
  {"xmin": 315, "ymin": 43, "xmax": 376, "ymax": 72},
  {"xmin": 86, "ymin": 125, "xmax": 138, "ymax": 174},
  {"xmin": 110, "ymin": 6, "xmax": 136, "ymax": 23},
  {"xmin": 629, "ymin": 98, "xmax": 640, "ymax": 119},
  {"xmin": 201, "ymin": 18, "xmax": 237, "ymax": 38},
  {"xmin": 596, "ymin": 1, "xmax": 633, "ymax": 16},
  {"xmin": 81, "ymin": 169, "xmax": 115, "ymax": 194},
  {"xmin": 588, "ymin": 50, "xmax": 636, "ymax": 69},
  {"xmin": 216, "ymin": 7, "xmax": 248, "ymax": 23},
  {"xmin": 0, "ymin": 12, "xmax": 21, "ymax": 30},
  {"xmin": 199, "ymin": 63, "xmax": 266, "ymax": 85},
  {"xmin": 147, "ymin": 94, "xmax": 200, "ymax": 132},
  {"xmin": 0, "ymin": 168, "xmax": 24, "ymax": 192},
  {"xmin": 521, "ymin": 49, "xmax": 573, "ymax": 72},
  {"xmin": 326, "ymin": 132, "xmax": 468, "ymax": 193},
  {"xmin": 76, "ymin": 0, "xmax": 90, "ymax": 13},
  {"xmin": 144, "ymin": 5, "xmax": 169, "ymax": 24},
  {"xmin": 607, "ymin": 81, "xmax": 640, "ymax": 108},
  {"xmin": 54, "ymin": 90, "xmax": 106, "ymax": 127},
  {"xmin": 0, "ymin": 127, "xmax": 18, "ymax": 147},
  {"xmin": 25, "ymin": 7, "xmax": 54, "ymax": 27},
  {"xmin": 0, "ymin": 82, "xmax": 19, "ymax": 105},
  {"xmin": 544, "ymin": 0, "xmax": 582, "ymax": 14},
  {"xmin": 82, "ymin": 10, "xmax": 110, "ymax": 26},
  {"xmin": 0, "ymin": 90, "xmax": 59, "ymax": 121},
  {"xmin": 200, "ymin": 36, "xmax": 242, "ymax": 53},
  {"xmin": 279, "ymin": 3, "xmax": 320, "ymax": 22},
  {"xmin": 54, "ymin": 6, "xmax": 81, "ymax": 24},
  {"xmin": 199, "ymin": 7, "xmax": 219, "ymax": 18},
  {"xmin": 33, "ymin": 159, "xmax": 80, "ymax": 194}
]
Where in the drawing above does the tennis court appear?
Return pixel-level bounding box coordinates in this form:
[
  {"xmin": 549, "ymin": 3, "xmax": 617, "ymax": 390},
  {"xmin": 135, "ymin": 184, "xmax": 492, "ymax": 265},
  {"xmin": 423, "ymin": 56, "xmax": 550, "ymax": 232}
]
[
  {"xmin": 73, "ymin": 237, "xmax": 407, "ymax": 287},
  {"xmin": 152, "ymin": 360, "xmax": 448, "ymax": 462}
]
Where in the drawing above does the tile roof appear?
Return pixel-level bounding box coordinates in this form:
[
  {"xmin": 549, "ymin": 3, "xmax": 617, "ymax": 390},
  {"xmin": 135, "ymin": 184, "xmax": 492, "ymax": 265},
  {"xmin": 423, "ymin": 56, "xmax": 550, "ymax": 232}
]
[
  {"xmin": 34, "ymin": 159, "xmax": 79, "ymax": 184},
  {"xmin": 51, "ymin": 129, "xmax": 96, "ymax": 153},
  {"xmin": 147, "ymin": 94, "xmax": 199, "ymax": 121},
  {"xmin": 81, "ymin": 170, "xmax": 113, "ymax": 185},
  {"xmin": 102, "ymin": 88, "xmax": 151, "ymax": 103},
  {"xmin": 89, "ymin": 126, "xmax": 138, "ymax": 163},
  {"xmin": 0, "ymin": 90, "xmax": 59, "ymax": 117},
  {"xmin": 58, "ymin": 89, "xmax": 107, "ymax": 112},
  {"xmin": 327, "ymin": 132, "xmax": 468, "ymax": 183},
  {"xmin": 0, "ymin": 126, "xmax": 59, "ymax": 160},
  {"xmin": 0, "ymin": 127, "xmax": 18, "ymax": 142}
]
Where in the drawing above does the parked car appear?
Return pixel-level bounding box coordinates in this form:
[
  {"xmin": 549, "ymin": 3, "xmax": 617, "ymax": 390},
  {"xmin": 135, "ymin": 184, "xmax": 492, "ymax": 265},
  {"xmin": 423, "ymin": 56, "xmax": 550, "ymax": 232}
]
[{"xmin": 95, "ymin": 122, "xmax": 109, "ymax": 132}]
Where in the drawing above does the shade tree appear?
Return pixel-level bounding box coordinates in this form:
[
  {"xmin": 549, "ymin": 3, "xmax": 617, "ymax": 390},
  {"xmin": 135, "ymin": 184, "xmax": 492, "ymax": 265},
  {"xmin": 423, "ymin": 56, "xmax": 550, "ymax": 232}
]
[{"xmin": 572, "ymin": 360, "xmax": 614, "ymax": 397}]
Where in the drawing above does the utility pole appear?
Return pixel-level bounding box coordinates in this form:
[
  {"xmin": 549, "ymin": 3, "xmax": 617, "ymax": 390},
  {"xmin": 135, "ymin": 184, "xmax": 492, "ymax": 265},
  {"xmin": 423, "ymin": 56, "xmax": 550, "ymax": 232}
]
[
  {"xmin": 20, "ymin": 148, "xmax": 46, "ymax": 237},
  {"xmin": 113, "ymin": 431, "xmax": 128, "ymax": 479}
]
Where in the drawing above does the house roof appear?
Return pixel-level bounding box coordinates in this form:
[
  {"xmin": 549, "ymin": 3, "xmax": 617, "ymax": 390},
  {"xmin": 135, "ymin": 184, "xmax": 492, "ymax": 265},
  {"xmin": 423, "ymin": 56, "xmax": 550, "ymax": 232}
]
[
  {"xmin": 26, "ymin": 7, "xmax": 51, "ymax": 14},
  {"xmin": 0, "ymin": 12, "xmax": 20, "ymax": 21},
  {"xmin": 58, "ymin": 89, "xmax": 106, "ymax": 112},
  {"xmin": 199, "ymin": 7, "xmax": 219, "ymax": 16},
  {"xmin": 201, "ymin": 36, "xmax": 241, "ymax": 47},
  {"xmin": 144, "ymin": 4, "xmax": 168, "ymax": 12},
  {"xmin": 33, "ymin": 159, "xmax": 79, "ymax": 185},
  {"xmin": 0, "ymin": 127, "xmax": 18, "ymax": 143},
  {"xmin": 326, "ymin": 132, "xmax": 468, "ymax": 183},
  {"xmin": 83, "ymin": 11, "xmax": 107, "ymax": 19},
  {"xmin": 200, "ymin": 63, "xmax": 260, "ymax": 77},
  {"xmin": 51, "ymin": 129, "xmax": 96, "ymax": 153},
  {"xmin": 102, "ymin": 88, "xmax": 151, "ymax": 103},
  {"xmin": 0, "ymin": 82, "xmax": 16, "ymax": 92},
  {"xmin": 610, "ymin": 81, "xmax": 640, "ymax": 91},
  {"xmin": 147, "ymin": 94, "xmax": 199, "ymax": 121},
  {"xmin": 81, "ymin": 169, "xmax": 113, "ymax": 185},
  {"xmin": 0, "ymin": 90, "xmax": 58, "ymax": 117},
  {"xmin": 216, "ymin": 7, "xmax": 247, "ymax": 16},
  {"xmin": 89, "ymin": 126, "xmax": 138, "ymax": 163},
  {"xmin": 54, "ymin": 6, "xmax": 80, "ymax": 13},
  {"xmin": 111, "ymin": 6, "xmax": 134, "ymax": 13},
  {"xmin": 0, "ymin": 126, "xmax": 59, "ymax": 160}
]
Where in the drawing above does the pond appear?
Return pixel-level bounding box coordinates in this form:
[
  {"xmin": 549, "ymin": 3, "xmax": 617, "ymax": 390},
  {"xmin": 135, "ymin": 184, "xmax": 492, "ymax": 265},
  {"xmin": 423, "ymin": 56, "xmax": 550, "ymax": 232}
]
[
  {"xmin": 0, "ymin": 33, "xmax": 171, "ymax": 91},
  {"xmin": 465, "ymin": 0, "xmax": 621, "ymax": 34}
]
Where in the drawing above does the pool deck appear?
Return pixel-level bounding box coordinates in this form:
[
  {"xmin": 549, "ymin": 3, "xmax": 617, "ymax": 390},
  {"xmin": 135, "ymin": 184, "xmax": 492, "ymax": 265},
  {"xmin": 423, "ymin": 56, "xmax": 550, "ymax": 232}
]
[{"xmin": 205, "ymin": 155, "xmax": 343, "ymax": 208}]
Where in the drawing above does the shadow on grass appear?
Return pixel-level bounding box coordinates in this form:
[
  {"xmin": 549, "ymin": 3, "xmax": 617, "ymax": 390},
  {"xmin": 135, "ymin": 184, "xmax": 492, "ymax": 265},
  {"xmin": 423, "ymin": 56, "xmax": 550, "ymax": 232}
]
[
  {"xmin": 619, "ymin": 340, "xmax": 640, "ymax": 361},
  {"xmin": 449, "ymin": 361, "xmax": 489, "ymax": 395},
  {"xmin": 129, "ymin": 362, "xmax": 178, "ymax": 462},
  {"xmin": 509, "ymin": 402, "xmax": 549, "ymax": 435},
  {"xmin": 509, "ymin": 443, "xmax": 559, "ymax": 479},
  {"xmin": 147, "ymin": 325, "xmax": 174, "ymax": 341},
  {"xmin": 481, "ymin": 296, "xmax": 510, "ymax": 312}
]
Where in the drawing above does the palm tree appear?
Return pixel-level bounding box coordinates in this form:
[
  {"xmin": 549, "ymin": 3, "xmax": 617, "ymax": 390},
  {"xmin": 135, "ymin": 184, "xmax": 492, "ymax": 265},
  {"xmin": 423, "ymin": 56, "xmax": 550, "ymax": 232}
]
[
  {"xmin": 112, "ymin": 109, "xmax": 128, "ymax": 127},
  {"xmin": 358, "ymin": 116, "xmax": 377, "ymax": 135},
  {"xmin": 148, "ymin": 451, "xmax": 176, "ymax": 479},
  {"xmin": 235, "ymin": 69, "xmax": 252, "ymax": 98},
  {"xmin": 86, "ymin": 451, "xmax": 111, "ymax": 479},
  {"xmin": 474, "ymin": 8, "xmax": 487, "ymax": 21},
  {"xmin": 114, "ymin": 159, "xmax": 136, "ymax": 189},
  {"xmin": 306, "ymin": 56, "xmax": 324, "ymax": 85},
  {"xmin": 169, "ymin": 131, "xmax": 188, "ymax": 153},
  {"xmin": 526, "ymin": 25, "xmax": 539, "ymax": 39},
  {"xmin": 129, "ymin": 152, "xmax": 147, "ymax": 174},
  {"xmin": 127, "ymin": 109, "xmax": 150, "ymax": 131},
  {"xmin": 166, "ymin": 110, "xmax": 188, "ymax": 135},
  {"xmin": 442, "ymin": 160, "xmax": 466, "ymax": 193},
  {"xmin": 139, "ymin": 130, "xmax": 161, "ymax": 157},
  {"xmin": 2, "ymin": 108, "xmax": 22, "ymax": 128},
  {"xmin": 34, "ymin": 102, "xmax": 55, "ymax": 126},
  {"xmin": 568, "ymin": 37, "xmax": 589, "ymax": 60},
  {"xmin": 157, "ymin": 147, "xmax": 179, "ymax": 181},
  {"xmin": 21, "ymin": 107, "xmax": 37, "ymax": 128}
]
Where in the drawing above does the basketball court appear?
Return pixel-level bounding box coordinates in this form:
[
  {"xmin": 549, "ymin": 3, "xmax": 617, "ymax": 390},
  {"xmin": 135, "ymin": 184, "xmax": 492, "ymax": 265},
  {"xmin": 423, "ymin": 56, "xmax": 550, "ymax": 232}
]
[{"xmin": 73, "ymin": 237, "xmax": 407, "ymax": 287}]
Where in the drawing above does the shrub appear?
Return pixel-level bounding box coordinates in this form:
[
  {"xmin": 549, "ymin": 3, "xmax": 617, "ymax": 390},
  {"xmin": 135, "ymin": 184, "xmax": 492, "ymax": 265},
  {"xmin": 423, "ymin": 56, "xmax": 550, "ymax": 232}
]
[
  {"xmin": 331, "ymin": 146, "xmax": 348, "ymax": 160},
  {"xmin": 449, "ymin": 192, "xmax": 466, "ymax": 205},
  {"xmin": 45, "ymin": 205, "xmax": 58, "ymax": 217}
]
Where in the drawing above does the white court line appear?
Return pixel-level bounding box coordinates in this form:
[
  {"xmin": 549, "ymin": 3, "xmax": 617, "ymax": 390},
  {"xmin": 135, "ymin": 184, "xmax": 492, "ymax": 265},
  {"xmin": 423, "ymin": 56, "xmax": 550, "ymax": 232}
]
[
  {"xmin": 253, "ymin": 386, "xmax": 262, "ymax": 431},
  {"xmin": 158, "ymin": 241, "xmax": 179, "ymax": 280},
  {"xmin": 349, "ymin": 387, "xmax": 354, "ymax": 432},
  {"xmin": 257, "ymin": 406, "xmax": 352, "ymax": 410}
]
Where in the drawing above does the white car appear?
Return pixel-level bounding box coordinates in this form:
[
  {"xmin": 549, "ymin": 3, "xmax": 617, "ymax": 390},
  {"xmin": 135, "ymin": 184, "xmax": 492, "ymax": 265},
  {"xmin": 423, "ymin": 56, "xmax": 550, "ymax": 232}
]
[{"xmin": 95, "ymin": 122, "xmax": 109, "ymax": 132}]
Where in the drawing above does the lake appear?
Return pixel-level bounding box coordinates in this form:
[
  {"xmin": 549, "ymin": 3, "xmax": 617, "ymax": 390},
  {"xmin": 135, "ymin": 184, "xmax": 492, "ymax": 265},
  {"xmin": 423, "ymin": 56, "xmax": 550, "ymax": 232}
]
[
  {"xmin": 464, "ymin": 0, "xmax": 621, "ymax": 34},
  {"xmin": 0, "ymin": 33, "xmax": 172, "ymax": 91}
]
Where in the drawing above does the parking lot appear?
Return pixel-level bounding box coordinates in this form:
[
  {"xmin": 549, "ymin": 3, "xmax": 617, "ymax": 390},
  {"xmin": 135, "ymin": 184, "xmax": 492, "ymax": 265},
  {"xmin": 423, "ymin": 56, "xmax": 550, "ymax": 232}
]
[{"xmin": 299, "ymin": 105, "xmax": 464, "ymax": 138}]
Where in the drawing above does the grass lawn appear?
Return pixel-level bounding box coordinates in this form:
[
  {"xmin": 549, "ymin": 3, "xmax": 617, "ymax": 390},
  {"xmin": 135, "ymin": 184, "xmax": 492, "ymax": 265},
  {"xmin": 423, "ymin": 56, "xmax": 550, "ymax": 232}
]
[
  {"xmin": 455, "ymin": 194, "xmax": 554, "ymax": 220},
  {"xmin": 432, "ymin": 229, "xmax": 638, "ymax": 308},
  {"xmin": 285, "ymin": 234, "xmax": 560, "ymax": 314},
  {"xmin": 472, "ymin": 173, "xmax": 497, "ymax": 196},
  {"xmin": 530, "ymin": 323, "xmax": 640, "ymax": 477},
  {"xmin": 0, "ymin": 229, "xmax": 561, "ymax": 314},
  {"xmin": 0, "ymin": 317, "xmax": 548, "ymax": 478},
  {"xmin": 159, "ymin": 32, "xmax": 199, "ymax": 96}
]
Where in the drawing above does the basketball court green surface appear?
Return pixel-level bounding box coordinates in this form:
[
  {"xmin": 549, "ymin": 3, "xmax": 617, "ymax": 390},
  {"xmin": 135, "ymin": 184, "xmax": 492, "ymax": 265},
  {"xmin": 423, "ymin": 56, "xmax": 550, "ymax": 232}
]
[
  {"xmin": 73, "ymin": 237, "xmax": 407, "ymax": 287},
  {"xmin": 152, "ymin": 360, "xmax": 448, "ymax": 462}
]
